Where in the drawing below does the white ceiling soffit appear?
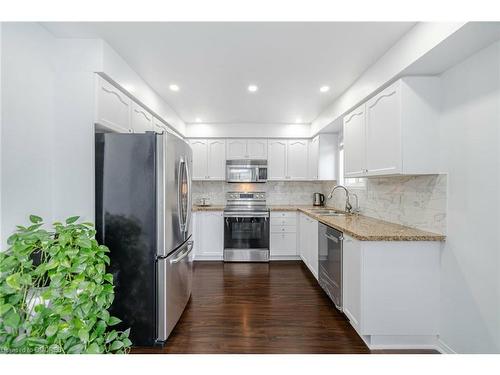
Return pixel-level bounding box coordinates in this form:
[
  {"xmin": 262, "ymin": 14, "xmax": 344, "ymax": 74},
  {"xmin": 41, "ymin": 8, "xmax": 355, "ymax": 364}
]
[
  {"xmin": 317, "ymin": 22, "xmax": 500, "ymax": 134},
  {"xmin": 42, "ymin": 22, "xmax": 415, "ymax": 125}
]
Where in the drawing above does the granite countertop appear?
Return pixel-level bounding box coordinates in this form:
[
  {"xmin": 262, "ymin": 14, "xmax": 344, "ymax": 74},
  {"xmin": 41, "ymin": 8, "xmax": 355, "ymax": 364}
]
[{"xmin": 192, "ymin": 205, "xmax": 445, "ymax": 242}]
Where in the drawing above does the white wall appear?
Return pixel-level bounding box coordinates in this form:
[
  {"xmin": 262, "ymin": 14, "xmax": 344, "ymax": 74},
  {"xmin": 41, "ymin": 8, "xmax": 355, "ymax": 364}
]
[
  {"xmin": 437, "ymin": 40, "xmax": 500, "ymax": 353},
  {"xmin": 1, "ymin": 23, "xmax": 56, "ymax": 244},
  {"xmin": 185, "ymin": 122, "xmax": 310, "ymax": 138}
]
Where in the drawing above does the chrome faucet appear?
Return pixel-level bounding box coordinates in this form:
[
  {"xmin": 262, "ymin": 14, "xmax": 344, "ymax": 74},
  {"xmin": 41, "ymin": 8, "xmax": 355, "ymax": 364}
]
[{"xmin": 327, "ymin": 185, "xmax": 353, "ymax": 213}]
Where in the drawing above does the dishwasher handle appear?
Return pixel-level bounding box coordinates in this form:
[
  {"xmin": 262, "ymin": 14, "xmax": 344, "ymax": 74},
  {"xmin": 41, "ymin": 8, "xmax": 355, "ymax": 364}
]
[{"xmin": 324, "ymin": 233, "xmax": 343, "ymax": 243}]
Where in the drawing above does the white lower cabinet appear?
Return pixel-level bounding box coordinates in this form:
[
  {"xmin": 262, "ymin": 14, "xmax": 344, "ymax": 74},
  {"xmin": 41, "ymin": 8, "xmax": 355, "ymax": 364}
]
[
  {"xmin": 270, "ymin": 212, "xmax": 297, "ymax": 259},
  {"xmin": 342, "ymin": 235, "xmax": 362, "ymax": 330},
  {"xmin": 298, "ymin": 213, "xmax": 318, "ymax": 279},
  {"xmin": 342, "ymin": 234, "xmax": 441, "ymax": 349},
  {"xmin": 193, "ymin": 211, "xmax": 224, "ymax": 260}
]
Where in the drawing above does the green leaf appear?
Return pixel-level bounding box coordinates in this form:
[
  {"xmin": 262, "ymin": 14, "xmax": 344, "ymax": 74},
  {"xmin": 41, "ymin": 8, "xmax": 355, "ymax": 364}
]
[
  {"xmin": 67, "ymin": 343, "xmax": 85, "ymax": 354},
  {"xmin": 76, "ymin": 237, "xmax": 92, "ymax": 249},
  {"xmin": 86, "ymin": 342, "xmax": 101, "ymax": 354},
  {"xmin": 122, "ymin": 338, "xmax": 132, "ymax": 347},
  {"xmin": 45, "ymin": 324, "xmax": 58, "ymax": 337},
  {"xmin": 105, "ymin": 330, "xmax": 118, "ymax": 344},
  {"xmin": 11, "ymin": 334, "xmax": 27, "ymax": 348},
  {"xmin": 103, "ymin": 273, "xmax": 114, "ymax": 283},
  {"xmin": 29, "ymin": 215, "xmax": 43, "ymax": 224},
  {"xmin": 107, "ymin": 316, "xmax": 121, "ymax": 326},
  {"xmin": 6, "ymin": 273, "xmax": 22, "ymax": 290},
  {"xmin": 4, "ymin": 310, "xmax": 20, "ymax": 329},
  {"xmin": 0, "ymin": 303, "xmax": 13, "ymax": 316},
  {"xmin": 65, "ymin": 216, "xmax": 80, "ymax": 224},
  {"xmin": 78, "ymin": 329, "xmax": 89, "ymax": 343},
  {"xmin": 109, "ymin": 340, "xmax": 124, "ymax": 351}
]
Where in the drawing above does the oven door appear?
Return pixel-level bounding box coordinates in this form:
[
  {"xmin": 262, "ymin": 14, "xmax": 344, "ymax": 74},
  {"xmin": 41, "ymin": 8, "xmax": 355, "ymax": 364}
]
[{"xmin": 224, "ymin": 212, "xmax": 269, "ymax": 250}]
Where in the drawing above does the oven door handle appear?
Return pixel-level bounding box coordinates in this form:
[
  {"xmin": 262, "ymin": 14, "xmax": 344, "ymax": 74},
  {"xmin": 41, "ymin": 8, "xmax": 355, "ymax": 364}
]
[{"xmin": 223, "ymin": 212, "xmax": 270, "ymax": 218}]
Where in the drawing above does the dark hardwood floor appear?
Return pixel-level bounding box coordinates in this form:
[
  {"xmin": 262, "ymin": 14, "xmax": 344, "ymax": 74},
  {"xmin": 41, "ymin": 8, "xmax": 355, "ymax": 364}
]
[{"xmin": 133, "ymin": 261, "xmax": 437, "ymax": 354}]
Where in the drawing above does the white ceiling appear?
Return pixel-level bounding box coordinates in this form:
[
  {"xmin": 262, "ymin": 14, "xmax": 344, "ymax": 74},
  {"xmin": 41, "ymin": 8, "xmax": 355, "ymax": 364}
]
[{"xmin": 43, "ymin": 22, "xmax": 415, "ymax": 125}]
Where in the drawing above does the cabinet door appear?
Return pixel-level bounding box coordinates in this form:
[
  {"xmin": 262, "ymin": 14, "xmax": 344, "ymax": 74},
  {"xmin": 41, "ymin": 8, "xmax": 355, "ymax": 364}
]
[
  {"xmin": 247, "ymin": 139, "xmax": 268, "ymax": 159},
  {"xmin": 189, "ymin": 139, "xmax": 208, "ymax": 180},
  {"xmin": 308, "ymin": 136, "xmax": 319, "ymax": 180},
  {"xmin": 298, "ymin": 214, "xmax": 308, "ymax": 263},
  {"xmin": 342, "ymin": 235, "xmax": 362, "ymax": 330},
  {"xmin": 343, "ymin": 104, "xmax": 366, "ymax": 177},
  {"xmin": 226, "ymin": 139, "xmax": 247, "ymax": 159},
  {"xmin": 308, "ymin": 218, "xmax": 319, "ymax": 279},
  {"xmin": 287, "ymin": 140, "xmax": 309, "ymax": 180},
  {"xmin": 365, "ymin": 81, "xmax": 402, "ymax": 175},
  {"xmin": 130, "ymin": 102, "xmax": 153, "ymax": 133},
  {"xmin": 207, "ymin": 139, "xmax": 226, "ymax": 180},
  {"xmin": 95, "ymin": 76, "xmax": 131, "ymax": 133},
  {"xmin": 270, "ymin": 232, "xmax": 297, "ymax": 257},
  {"xmin": 198, "ymin": 212, "xmax": 224, "ymax": 258},
  {"xmin": 268, "ymin": 140, "xmax": 288, "ymax": 180}
]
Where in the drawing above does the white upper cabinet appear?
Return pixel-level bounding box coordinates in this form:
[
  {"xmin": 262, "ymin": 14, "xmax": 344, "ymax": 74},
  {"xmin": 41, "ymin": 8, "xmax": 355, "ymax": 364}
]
[
  {"xmin": 365, "ymin": 82, "xmax": 401, "ymax": 175},
  {"xmin": 268, "ymin": 139, "xmax": 308, "ymax": 180},
  {"xmin": 226, "ymin": 139, "xmax": 267, "ymax": 159},
  {"xmin": 95, "ymin": 76, "xmax": 131, "ymax": 133},
  {"xmin": 247, "ymin": 139, "xmax": 268, "ymax": 159},
  {"xmin": 206, "ymin": 139, "xmax": 226, "ymax": 180},
  {"xmin": 308, "ymin": 136, "xmax": 319, "ymax": 180},
  {"xmin": 287, "ymin": 140, "xmax": 309, "ymax": 180},
  {"xmin": 268, "ymin": 140, "xmax": 288, "ymax": 180},
  {"xmin": 130, "ymin": 102, "xmax": 153, "ymax": 133},
  {"xmin": 343, "ymin": 77, "xmax": 440, "ymax": 177},
  {"xmin": 226, "ymin": 139, "xmax": 247, "ymax": 159},
  {"xmin": 188, "ymin": 139, "xmax": 226, "ymax": 180},
  {"xmin": 307, "ymin": 134, "xmax": 338, "ymax": 181},
  {"xmin": 344, "ymin": 103, "xmax": 366, "ymax": 177},
  {"xmin": 189, "ymin": 139, "xmax": 208, "ymax": 180}
]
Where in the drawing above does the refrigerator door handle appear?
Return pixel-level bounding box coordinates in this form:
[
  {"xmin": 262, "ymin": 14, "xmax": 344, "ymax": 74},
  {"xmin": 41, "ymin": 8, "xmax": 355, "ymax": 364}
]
[
  {"xmin": 184, "ymin": 158, "xmax": 192, "ymax": 235},
  {"xmin": 170, "ymin": 240, "xmax": 194, "ymax": 264},
  {"xmin": 177, "ymin": 158, "xmax": 187, "ymax": 233}
]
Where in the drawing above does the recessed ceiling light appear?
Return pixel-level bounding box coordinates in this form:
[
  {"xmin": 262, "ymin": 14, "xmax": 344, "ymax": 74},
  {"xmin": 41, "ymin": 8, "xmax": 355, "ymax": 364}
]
[
  {"xmin": 248, "ymin": 84, "xmax": 258, "ymax": 93},
  {"xmin": 195, "ymin": 118, "xmax": 202, "ymax": 123},
  {"xmin": 169, "ymin": 84, "xmax": 180, "ymax": 92},
  {"xmin": 319, "ymin": 85, "xmax": 330, "ymax": 93}
]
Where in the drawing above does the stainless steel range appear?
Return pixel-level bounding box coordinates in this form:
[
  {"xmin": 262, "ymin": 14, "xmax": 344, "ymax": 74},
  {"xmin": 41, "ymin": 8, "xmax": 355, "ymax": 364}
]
[{"xmin": 223, "ymin": 192, "xmax": 270, "ymax": 262}]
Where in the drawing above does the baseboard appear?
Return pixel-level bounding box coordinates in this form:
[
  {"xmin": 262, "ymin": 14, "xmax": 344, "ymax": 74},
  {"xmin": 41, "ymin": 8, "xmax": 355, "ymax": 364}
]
[
  {"xmin": 364, "ymin": 335, "xmax": 441, "ymax": 351},
  {"xmin": 436, "ymin": 338, "xmax": 457, "ymax": 354},
  {"xmin": 270, "ymin": 256, "xmax": 301, "ymax": 261},
  {"xmin": 193, "ymin": 257, "xmax": 223, "ymax": 261}
]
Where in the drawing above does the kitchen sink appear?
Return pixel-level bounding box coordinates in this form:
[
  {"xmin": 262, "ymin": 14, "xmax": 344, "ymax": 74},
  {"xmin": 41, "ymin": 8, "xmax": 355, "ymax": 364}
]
[{"xmin": 310, "ymin": 209, "xmax": 347, "ymax": 216}]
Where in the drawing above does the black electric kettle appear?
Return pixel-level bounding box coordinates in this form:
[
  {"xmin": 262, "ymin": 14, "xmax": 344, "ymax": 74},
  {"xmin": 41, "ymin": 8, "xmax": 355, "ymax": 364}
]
[{"xmin": 313, "ymin": 193, "xmax": 325, "ymax": 206}]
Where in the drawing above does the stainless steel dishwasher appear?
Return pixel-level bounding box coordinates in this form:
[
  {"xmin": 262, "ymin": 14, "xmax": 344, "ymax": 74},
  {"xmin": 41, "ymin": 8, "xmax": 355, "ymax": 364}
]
[{"xmin": 318, "ymin": 223, "xmax": 343, "ymax": 311}]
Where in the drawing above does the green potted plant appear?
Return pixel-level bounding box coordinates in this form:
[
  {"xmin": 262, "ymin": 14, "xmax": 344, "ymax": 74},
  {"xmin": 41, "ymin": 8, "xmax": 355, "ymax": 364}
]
[{"xmin": 0, "ymin": 215, "xmax": 131, "ymax": 354}]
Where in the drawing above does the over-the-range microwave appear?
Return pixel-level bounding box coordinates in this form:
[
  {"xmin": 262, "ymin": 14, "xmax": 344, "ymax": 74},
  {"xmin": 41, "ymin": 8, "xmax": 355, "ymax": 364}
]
[{"xmin": 226, "ymin": 159, "xmax": 268, "ymax": 183}]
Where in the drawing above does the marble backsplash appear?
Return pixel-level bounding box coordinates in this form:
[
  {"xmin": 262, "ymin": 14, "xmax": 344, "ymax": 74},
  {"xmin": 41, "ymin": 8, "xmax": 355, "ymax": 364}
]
[
  {"xmin": 324, "ymin": 175, "xmax": 447, "ymax": 234},
  {"xmin": 193, "ymin": 175, "xmax": 447, "ymax": 235},
  {"xmin": 193, "ymin": 181, "xmax": 328, "ymax": 206}
]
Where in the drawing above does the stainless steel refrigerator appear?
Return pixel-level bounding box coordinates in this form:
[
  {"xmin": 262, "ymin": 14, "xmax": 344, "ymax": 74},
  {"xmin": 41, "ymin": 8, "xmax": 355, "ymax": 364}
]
[{"xmin": 95, "ymin": 131, "xmax": 193, "ymax": 346}]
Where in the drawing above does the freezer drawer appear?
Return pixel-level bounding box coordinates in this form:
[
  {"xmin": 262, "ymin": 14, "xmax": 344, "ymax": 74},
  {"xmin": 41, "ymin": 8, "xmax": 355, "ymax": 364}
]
[{"xmin": 157, "ymin": 238, "xmax": 194, "ymax": 342}]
